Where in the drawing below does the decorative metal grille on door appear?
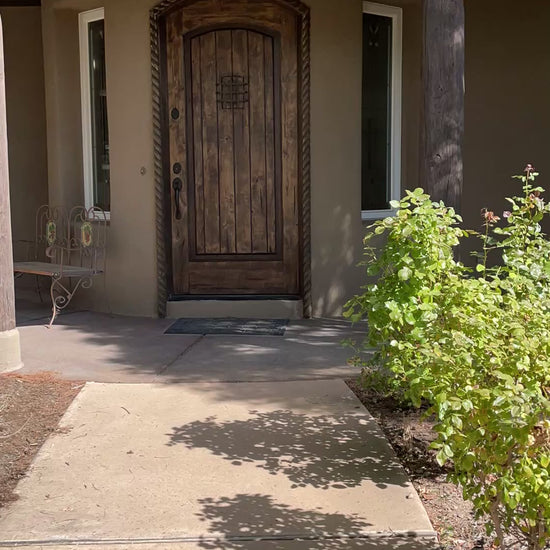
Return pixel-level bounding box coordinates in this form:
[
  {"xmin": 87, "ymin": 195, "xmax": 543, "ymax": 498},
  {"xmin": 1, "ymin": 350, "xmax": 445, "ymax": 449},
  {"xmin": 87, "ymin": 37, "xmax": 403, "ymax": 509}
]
[{"xmin": 217, "ymin": 75, "xmax": 249, "ymax": 109}]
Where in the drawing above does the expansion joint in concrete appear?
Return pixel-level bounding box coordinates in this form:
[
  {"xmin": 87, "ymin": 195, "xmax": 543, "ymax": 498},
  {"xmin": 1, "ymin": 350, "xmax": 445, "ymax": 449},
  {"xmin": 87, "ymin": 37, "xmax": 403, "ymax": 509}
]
[{"xmin": 154, "ymin": 334, "xmax": 205, "ymax": 379}]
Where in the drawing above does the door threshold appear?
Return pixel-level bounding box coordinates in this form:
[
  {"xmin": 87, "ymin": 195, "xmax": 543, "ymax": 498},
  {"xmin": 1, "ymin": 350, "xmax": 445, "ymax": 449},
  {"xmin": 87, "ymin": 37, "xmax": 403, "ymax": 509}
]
[
  {"xmin": 169, "ymin": 294, "xmax": 301, "ymax": 302},
  {"xmin": 166, "ymin": 297, "xmax": 304, "ymax": 319}
]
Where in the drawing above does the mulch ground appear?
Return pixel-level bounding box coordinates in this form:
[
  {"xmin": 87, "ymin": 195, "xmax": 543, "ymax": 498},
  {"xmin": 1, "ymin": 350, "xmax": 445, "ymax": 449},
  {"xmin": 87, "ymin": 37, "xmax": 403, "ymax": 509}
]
[
  {"xmin": 0, "ymin": 372, "xmax": 83, "ymax": 509},
  {"xmin": 347, "ymin": 379, "xmax": 493, "ymax": 550}
]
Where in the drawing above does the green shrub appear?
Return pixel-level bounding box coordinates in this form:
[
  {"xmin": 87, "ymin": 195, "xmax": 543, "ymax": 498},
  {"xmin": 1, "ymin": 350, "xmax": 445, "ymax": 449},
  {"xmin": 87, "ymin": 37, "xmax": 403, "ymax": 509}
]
[{"xmin": 345, "ymin": 167, "xmax": 550, "ymax": 550}]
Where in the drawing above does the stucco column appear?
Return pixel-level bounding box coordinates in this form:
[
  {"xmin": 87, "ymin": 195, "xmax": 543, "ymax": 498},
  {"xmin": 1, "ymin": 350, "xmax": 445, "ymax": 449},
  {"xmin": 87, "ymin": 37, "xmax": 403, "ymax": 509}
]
[{"xmin": 0, "ymin": 16, "xmax": 22, "ymax": 373}]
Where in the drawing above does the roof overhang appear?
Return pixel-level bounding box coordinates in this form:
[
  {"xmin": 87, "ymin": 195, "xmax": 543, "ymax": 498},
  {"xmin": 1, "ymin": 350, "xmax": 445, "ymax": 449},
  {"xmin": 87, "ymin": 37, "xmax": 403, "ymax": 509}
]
[{"xmin": 0, "ymin": 1, "xmax": 41, "ymax": 6}]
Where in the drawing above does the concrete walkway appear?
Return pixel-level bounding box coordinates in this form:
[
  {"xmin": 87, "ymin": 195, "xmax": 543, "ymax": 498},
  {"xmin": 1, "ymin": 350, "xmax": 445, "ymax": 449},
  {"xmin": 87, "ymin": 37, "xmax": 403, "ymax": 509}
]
[{"xmin": 0, "ymin": 303, "xmax": 437, "ymax": 548}]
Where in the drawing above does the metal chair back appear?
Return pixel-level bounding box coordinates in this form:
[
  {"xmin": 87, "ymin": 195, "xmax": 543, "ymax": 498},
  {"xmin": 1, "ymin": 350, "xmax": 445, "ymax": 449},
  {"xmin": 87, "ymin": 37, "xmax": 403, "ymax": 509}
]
[
  {"xmin": 67, "ymin": 206, "xmax": 107, "ymax": 274},
  {"xmin": 35, "ymin": 205, "xmax": 68, "ymax": 263}
]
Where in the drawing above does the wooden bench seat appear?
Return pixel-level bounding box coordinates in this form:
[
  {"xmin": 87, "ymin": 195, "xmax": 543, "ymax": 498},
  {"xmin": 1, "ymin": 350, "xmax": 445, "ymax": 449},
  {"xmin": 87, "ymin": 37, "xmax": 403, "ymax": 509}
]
[{"xmin": 14, "ymin": 262, "xmax": 100, "ymax": 278}]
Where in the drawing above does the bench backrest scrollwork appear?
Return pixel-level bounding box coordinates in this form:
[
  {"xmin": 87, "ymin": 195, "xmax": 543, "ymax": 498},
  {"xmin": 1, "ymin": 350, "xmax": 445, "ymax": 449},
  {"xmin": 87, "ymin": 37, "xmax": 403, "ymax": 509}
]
[
  {"xmin": 35, "ymin": 205, "xmax": 68, "ymax": 263},
  {"xmin": 67, "ymin": 206, "xmax": 107, "ymax": 274},
  {"xmin": 33, "ymin": 205, "xmax": 107, "ymax": 274}
]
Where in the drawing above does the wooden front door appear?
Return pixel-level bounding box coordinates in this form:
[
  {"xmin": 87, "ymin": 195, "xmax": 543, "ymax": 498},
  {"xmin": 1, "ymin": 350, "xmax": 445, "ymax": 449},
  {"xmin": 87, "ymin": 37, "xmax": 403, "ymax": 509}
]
[{"xmin": 164, "ymin": 1, "xmax": 300, "ymax": 296}]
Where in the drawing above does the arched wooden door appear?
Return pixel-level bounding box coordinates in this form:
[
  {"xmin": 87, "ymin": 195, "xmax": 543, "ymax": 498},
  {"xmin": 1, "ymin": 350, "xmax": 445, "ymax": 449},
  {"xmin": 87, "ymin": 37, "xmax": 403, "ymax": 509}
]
[{"xmin": 164, "ymin": 0, "xmax": 300, "ymax": 296}]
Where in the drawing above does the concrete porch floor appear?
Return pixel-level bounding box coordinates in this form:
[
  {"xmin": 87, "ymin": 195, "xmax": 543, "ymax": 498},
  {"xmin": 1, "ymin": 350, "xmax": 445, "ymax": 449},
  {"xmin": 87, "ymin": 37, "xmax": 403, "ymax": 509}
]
[
  {"xmin": 14, "ymin": 293, "xmax": 371, "ymax": 384},
  {"xmin": 0, "ymin": 294, "xmax": 438, "ymax": 549}
]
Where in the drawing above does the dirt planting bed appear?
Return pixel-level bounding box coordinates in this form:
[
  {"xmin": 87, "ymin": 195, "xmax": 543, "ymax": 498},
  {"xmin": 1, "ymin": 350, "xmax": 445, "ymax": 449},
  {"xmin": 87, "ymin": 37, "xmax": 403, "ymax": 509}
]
[{"xmin": 0, "ymin": 372, "xmax": 83, "ymax": 509}]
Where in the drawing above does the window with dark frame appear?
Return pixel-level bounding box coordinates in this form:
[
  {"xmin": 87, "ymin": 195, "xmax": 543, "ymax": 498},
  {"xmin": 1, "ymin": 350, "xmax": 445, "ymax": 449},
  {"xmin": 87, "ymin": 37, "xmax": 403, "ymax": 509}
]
[
  {"xmin": 87, "ymin": 18, "xmax": 110, "ymax": 212},
  {"xmin": 362, "ymin": 12, "xmax": 393, "ymax": 212}
]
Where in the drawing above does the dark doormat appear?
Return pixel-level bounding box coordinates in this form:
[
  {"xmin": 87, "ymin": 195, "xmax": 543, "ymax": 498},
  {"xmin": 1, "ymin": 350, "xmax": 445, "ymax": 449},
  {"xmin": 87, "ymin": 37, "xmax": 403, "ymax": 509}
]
[{"xmin": 165, "ymin": 318, "xmax": 289, "ymax": 336}]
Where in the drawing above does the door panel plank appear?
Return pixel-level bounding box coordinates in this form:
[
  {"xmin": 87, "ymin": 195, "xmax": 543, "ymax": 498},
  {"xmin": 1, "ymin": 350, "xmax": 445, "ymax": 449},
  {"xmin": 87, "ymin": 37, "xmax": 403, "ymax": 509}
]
[
  {"xmin": 215, "ymin": 30, "xmax": 237, "ymax": 254},
  {"xmin": 248, "ymin": 31, "xmax": 268, "ymax": 253},
  {"xmin": 231, "ymin": 29, "xmax": 252, "ymax": 254},
  {"xmin": 190, "ymin": 37, "xmax": 205, "ymax": 254},
  {"xmin": 199, "ymin": 32, "xmax": 221, "ymax": 254},
  {"xmin": 264, "ymin": 35, "xmax": 277, "ymax": 254},
  {"xmin": 189, "ymin": 261, "xmax": 289, "ymax": 294}
]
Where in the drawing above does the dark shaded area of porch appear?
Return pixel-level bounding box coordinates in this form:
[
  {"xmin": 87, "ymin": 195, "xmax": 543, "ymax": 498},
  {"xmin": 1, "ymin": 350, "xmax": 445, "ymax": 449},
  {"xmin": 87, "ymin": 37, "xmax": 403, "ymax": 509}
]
[{"xmin": 14, "ymin": 288, "xmax": 370, "ymax": 385}]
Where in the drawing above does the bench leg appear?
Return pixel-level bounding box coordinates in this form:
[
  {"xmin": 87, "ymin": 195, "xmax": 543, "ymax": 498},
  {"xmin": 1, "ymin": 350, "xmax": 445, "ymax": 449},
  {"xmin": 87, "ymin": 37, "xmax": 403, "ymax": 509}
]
[
  {"xmin": 35, "ymin": 275, "xmax": 44, "ymax": 303},
  {"xmin": 48, "ymin": 275, "xmax": 92, "ymax": 328},
  {"xmin": 49, "ymin": 299, "xmax": 57, "ymax": 328}
]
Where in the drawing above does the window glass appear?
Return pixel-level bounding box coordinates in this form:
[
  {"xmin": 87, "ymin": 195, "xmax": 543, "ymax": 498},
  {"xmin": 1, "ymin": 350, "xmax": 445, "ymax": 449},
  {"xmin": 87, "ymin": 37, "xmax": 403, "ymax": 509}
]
[
  {"xmin": 88, "ymin": 19, "xmax": 110, "ymax": 212},
  {"xmin": 362, "ymin": 13, "xmax": 392, "ymax": 212}
]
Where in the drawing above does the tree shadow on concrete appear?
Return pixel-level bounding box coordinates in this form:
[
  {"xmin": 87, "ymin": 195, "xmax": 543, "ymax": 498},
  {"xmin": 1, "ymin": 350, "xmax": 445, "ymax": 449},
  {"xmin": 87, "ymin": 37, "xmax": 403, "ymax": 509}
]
[
  {"xmin": 167, "ymin": 409, "xmax": 409, "ymax": 490},
  {"xmin": 194, "ymin": 493, "xmax": 436, "ymax": 549},
  {"xmin": 15, "ymin": 299, "xmax": 366, "ymax": 385}
]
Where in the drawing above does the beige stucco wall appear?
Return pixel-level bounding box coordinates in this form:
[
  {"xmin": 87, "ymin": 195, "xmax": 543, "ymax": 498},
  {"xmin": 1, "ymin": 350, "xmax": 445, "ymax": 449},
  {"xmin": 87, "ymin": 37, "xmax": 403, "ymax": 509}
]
[
  {"xmin": 310, "ymin": 0, "xmax": 422, "ymax": 316},
  {"xmin": 314, "ymin": 0, "xmax": 550, "ymax": 310},
  {"xmin": 1, "ymin": 7, "xmax": 48, "ymax": 251},
  {"xmin": 309, "ymin": 0, "xmax": 363, "ymax": 316},
  {"xmin": 42, "ymin": 0, "xmax": 158, "ymax": 316},
  {"xmin": 42, "ymin": 7, "xmax": 84, "ymax": 209},
  {"xmin": 310, "ymin": 0, "xmax": 550, "ymax": 313},
  {"xmin": 463, "ymin": 0, "xmax": 550, "ymax": 241},
  {"xmin": 38, "ymin": 0, "xmax": 550, "ymax": 318},
  {"xmin": 40, "ymin": 0, "xmax": 424, "ymax": 318}
]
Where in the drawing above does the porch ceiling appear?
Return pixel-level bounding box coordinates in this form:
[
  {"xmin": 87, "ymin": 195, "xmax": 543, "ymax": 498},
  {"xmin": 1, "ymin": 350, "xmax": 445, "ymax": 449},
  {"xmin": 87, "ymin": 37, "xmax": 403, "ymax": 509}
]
[{"xmin": 0, "ymin": 1, "xmax": 40, "ymax": 6}]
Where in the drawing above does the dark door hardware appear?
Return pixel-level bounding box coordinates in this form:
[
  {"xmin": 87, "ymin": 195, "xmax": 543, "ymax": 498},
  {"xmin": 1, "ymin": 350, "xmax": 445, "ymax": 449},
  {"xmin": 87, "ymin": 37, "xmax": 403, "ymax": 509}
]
[{"xmin": 173, "ymin": 178, "xmax": 183, "ymax": 219}]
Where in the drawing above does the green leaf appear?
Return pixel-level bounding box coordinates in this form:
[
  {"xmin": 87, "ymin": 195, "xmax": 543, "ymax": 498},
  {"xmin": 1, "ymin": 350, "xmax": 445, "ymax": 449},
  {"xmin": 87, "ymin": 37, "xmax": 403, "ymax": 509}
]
[
  {"xmin": 493, "ymin": 395, "xmax": 507, "ymax": 407},
  {"xmin": 398, "ymin": 267, "xmax": 412, "ymax": 281},
  {"xmin": 436, "ymin": 449, "xmax": 447, "ymax": 467},
  {"xmin": 443, "ymin": 444, "xmax": 454, "ymax": 459},
  {"xmin": 451, "ymin": 415, "xmax": 463, "ymax": 429},
  {"xmin": 402, "ymin": 225, "xmax": 413, "ymax": 238},
  {"xmin": 462, "ymin": 452, "xmax": 476, "ymax": 472}
]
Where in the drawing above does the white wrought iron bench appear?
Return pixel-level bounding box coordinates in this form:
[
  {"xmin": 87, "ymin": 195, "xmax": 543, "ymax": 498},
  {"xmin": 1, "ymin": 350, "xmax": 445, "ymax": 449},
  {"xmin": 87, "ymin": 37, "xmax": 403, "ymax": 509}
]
[{"xmin": 14, "ymin": 205, "xmax": 107, "ymax": 326}]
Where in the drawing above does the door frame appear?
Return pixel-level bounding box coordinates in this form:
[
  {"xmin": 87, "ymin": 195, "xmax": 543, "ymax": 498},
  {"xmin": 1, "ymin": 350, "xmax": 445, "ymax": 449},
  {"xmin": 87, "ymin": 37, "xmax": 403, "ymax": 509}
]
[{"xmin": 150, "ymin": 0, "xmax": 311, "ymax": 318}]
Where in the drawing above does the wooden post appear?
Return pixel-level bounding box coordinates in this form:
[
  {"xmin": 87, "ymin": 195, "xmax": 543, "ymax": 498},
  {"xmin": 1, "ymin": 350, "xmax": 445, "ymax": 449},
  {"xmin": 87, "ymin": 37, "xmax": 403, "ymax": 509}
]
[
  {"xmin": 0, "ymin": 16, "xmax": 21, "ymax": 372},
  {"xmin": 422, "ymin": 0, "xmax": 465, "ymax": 211}
]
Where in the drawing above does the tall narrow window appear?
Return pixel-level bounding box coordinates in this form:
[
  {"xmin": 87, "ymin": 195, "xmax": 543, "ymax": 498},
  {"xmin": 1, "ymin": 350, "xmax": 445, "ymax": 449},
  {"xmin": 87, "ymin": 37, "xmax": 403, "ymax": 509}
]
[
  {"xmin": 362, "ymin": 2, "xmax": 402, "ymax": 219},
  {"xmin": 79, "ymin": 8, "xmax": 110, "ymax": 215}
]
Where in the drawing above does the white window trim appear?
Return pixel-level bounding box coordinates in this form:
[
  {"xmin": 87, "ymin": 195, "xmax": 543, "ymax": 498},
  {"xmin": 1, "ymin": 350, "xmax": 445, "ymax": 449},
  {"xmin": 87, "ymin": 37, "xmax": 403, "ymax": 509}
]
[
  {"xmin": 361, "ymin": 1, "xmax": 403, "ymax": 221},
  {"xmin": 79, "ymin": 7, "xmax": 110, "ymax": 219}
]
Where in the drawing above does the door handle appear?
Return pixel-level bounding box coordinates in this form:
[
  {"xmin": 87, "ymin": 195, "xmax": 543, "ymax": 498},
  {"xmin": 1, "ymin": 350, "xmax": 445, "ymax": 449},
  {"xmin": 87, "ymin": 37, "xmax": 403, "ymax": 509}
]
[{"xmin": 173, "ymin": 178, "xmax": 183, "ymax": 220}]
